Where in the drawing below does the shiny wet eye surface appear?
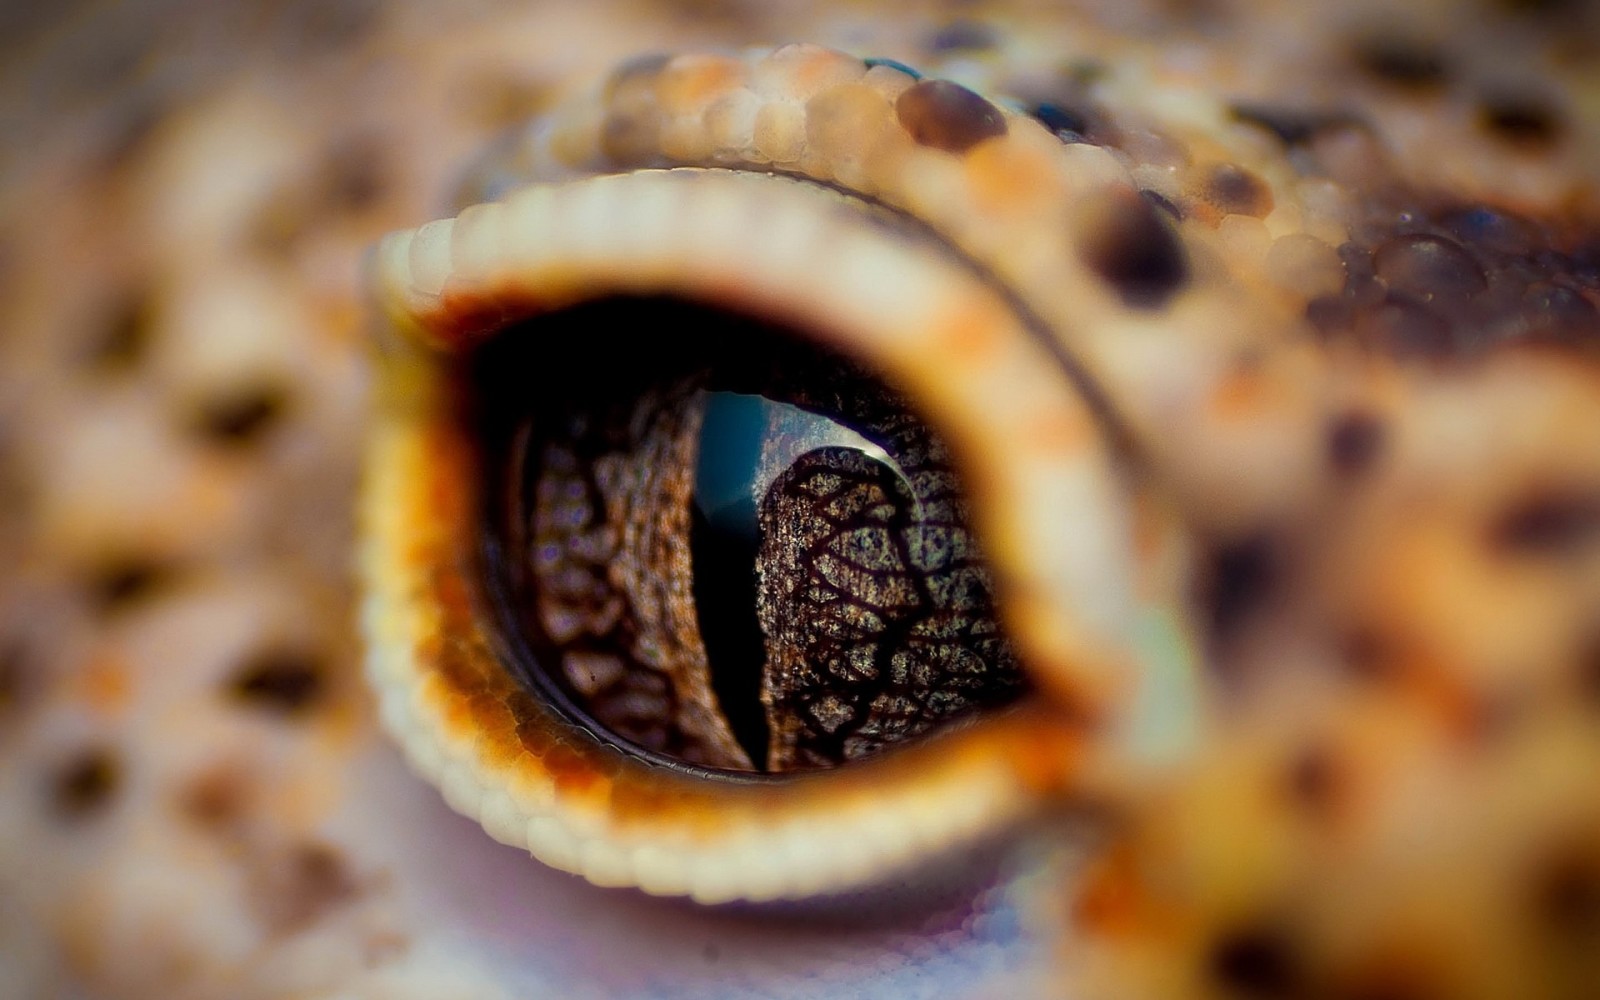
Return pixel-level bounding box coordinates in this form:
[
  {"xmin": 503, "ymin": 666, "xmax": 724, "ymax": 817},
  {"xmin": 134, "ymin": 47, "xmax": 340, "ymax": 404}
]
[{"xmin": 475, "ymin": 296, "xmax": 1027, "ymax": 775}]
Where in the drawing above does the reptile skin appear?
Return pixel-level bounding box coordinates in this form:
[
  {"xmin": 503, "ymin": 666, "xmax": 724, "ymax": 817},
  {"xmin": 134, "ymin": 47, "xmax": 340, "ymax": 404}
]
[{"xmin": 2, "ymin": 2, "xmax": 1599, "ymax": 998}]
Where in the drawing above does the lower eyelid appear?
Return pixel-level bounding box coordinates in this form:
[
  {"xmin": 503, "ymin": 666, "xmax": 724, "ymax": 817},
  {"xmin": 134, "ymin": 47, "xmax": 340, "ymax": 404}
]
[{"xmin": 362, "ymin": 167, "xmax": 1141, "ymax": 901}]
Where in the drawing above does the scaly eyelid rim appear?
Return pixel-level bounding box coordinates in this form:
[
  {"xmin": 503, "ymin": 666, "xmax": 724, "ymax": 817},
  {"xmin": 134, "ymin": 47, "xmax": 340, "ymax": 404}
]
[{"xmin": 363, "ymin": 167, "xmax": 1140, "ymax": 901}]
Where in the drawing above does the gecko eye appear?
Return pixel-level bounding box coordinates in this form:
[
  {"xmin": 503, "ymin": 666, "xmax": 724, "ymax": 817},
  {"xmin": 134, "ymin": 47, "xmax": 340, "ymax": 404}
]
[
  {"xmin": 362, "ymin": 166, "xmax": 1144, "ymax": 903},
  {"xmin": 478, "ymin": 296, "xmax": 1026, "ymax": 774}
]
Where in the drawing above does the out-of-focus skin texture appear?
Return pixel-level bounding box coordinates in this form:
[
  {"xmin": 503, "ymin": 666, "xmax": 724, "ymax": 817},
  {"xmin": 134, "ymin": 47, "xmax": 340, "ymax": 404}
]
[{"xmin": 2, "ymin": 2, "xmax": 1599, "ymax": 998}]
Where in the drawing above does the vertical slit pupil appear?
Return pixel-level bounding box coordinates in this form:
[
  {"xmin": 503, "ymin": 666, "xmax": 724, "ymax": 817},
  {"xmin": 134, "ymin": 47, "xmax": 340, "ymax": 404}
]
[{"xmin": 690, "ymin": 505, "xmax": 771, "ymax": 771}]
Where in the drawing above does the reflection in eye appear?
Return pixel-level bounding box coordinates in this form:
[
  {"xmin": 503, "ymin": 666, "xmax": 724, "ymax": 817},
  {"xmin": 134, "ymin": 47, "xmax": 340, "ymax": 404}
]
[{"xmin": 481, "ymin": 296, "xmax": 1027, "ymax": 775}]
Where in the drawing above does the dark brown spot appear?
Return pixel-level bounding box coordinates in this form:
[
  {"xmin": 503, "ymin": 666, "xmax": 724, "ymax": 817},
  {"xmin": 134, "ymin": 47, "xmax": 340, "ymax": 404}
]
[
  {"xmin": 600, "ymin": 54, "xmax": 672, "ymax": 164},
  {"xmin": 928, "ymin": 20, "xmax": 998, "ymax": 53},
  {"xmin": 1288, "ymin": 746, "xmax": 1339, "ymax": 810},
  {"xmin": 90, "ymin": 556, "xmax": 170, "ymax": 613},
  {"xmin": 1230, "ymin": 103, "xmax": 1362, "ymax": 147},
  {"xmin": 0, "ymin": 642, "xmax": 31, "ymax": 715},
  {"xmin": 0, "ymin": 6, "xmax": 75, "ymax": 53},
  {"xmin": 1201, "ymin": 163, "xmax": 1273, "ymax": 218},
  {"xmin": 273, "ymin": 0, "xmax": 383, "ymax": 54},
  {"xmin": 1079, "ymin": 189, "xmax": 1190, "ymax": 308},
  {"xmin": 91, "ymin": 288, "xmax": 156, "ymax": 371},
  {"xmin": 605, "ymin": 52, "xmax": 672, "ymax": 97},
  {"xmin": 1574, "ymin": 238, "xmax": 1600, "ymax": 289},
  {"xmin": 192, "ymin": 385, "xmax": 288, "ymax": 446},
  {"xmin": 1522, "ymin": 282, "xmax": 1599, "ymax": 338},
  {"xmin": 1578, "ymin": 631, "xmax": 1600, "ymax": 704},
  {"xmin": 1306, "ymin": 294, "xmax": 1357, "ymax": 337},
  {"xmin": 1488, "ymin": 490, "xmax": 1600, "ymax": 554},
  {"xmin": 1326, "ymin": 410, "xmax": 1386, "ymax": 478},
  {"xmin": 257, "ymin": 842, "xmax": 358, "ymax": 935},
  {"xmin": 1363, "ymin": 294, "xmax": 1456, "ymax": 357},
  {"xmin": 1496, "ymin": 0, "xmax": 1581, "ymax": 14},
  {"xmin": 895, "ymin": 80, "xmax": 1008, "ymax": 154},
  {"xmin": 1210, "ymin": 925, "xmax": 1300, "ymax": 997},
  {"xmin": 1059, "ymin": 58, "xmax": 1109, "ymax": 87},
  {"xmin": 1534, "ymin": 850, "xmax": 1600, "ymax": 938},
  {"xmin": 323, "ymin": 141, "xmax": 386, "ymax": 212},
  {"xmin": 1354, "ymin": 37, "xmax": 1451, "ymax": 89},
  {"xmin": 179, "ymin": 766, "xmax": 249, "ymax": 830},
  {"xmin": 52, "ymin": 747, "xmax": 121, "ymax": 820},
  {"xmin": 462, "ymin": 72, "xmax": 559, "ymax": 129},
  {"xmin": 95, "ymin": 29, "xmax": 161, "ymax": 97},
  {"xmin": 1200, "ymin": 533, "xmax": 1280, "ymax": 647},
  {"xmin": 1340, "ymin": 627, "xmax": 1400, "ymax": 682},
  {"xmin": 229, "ymin": 652, "xmax": 324, "ymax": 716},
  {"xmin": 1338, "ymin": 238, "xmax": 1380, "ymax": 284},
  {"xmin": 100, "ymin": 99, "xmax": 168, "ymax": 170},
  {"xmin": 1480, "ymin": 94, "xmax": 1564, "ymax": 149},
  {"xmin": 1458, "ymin": 690, "xmax": 1524, "ymax": 747},
  {"xmin": 1373, "ymin": 234, "xmax": 1487, "ymax": 300}
]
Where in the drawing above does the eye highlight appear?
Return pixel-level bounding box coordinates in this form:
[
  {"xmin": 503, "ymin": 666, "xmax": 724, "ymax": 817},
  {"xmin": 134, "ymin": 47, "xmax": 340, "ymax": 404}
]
[{"xmin": 478, "ymin": 296, "xmax": 1027, "ymax": 775}]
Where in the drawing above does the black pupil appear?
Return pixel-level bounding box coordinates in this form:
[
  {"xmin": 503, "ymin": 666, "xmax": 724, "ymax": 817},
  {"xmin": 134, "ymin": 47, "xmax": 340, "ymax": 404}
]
[{"xmin": 475, "ymin": 296, "xmax": 1026, "ymax": 774}]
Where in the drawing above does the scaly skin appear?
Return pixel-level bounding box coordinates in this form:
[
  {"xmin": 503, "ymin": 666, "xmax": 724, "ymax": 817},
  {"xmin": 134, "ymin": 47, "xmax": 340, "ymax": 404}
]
[{"xmin": 2, "ymin": 2, "xmax": 1598, "ymax": 998}]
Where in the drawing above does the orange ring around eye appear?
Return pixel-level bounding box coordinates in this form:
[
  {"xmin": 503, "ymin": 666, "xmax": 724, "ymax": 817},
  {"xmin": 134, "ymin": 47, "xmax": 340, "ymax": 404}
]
[{"xmin": 362, "ymin": 167, "xmax": 1144, "ymax": 902}]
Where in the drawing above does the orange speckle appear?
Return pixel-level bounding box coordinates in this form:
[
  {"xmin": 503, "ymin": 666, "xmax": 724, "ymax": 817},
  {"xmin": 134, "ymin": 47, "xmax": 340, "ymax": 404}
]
[
  {"xmin": 74, "ymin": 653, "xmax": 131, "ymax": 716},
  {"xmin": 544, "ymin": 743, "xmax": 604, "ymax": 797},
  {"xmin": 1131, "ymin": 492, "xmax": 1167, "ymax": 564},
  {"xmin": 421, "ymin": 284, "xmax": 560, "ymax": 354},
  {"xmin": 608, "ymin": 777, "xmax": 675, "ymax": 825},
  {"xmin": 435, "ymin": 687, "xmax": 480, "ymax": 744},
  {"xmin": 1023, "ymin": 409, "xmax": 1094, "ymax": 454},
  {"xmin": 1207, "ymin": 366, "xmax": 1278, "ymax": 422},
  {"xmin": 470, "ymin": 694, "xmax": 523, "ymax": 766},
  {"xmin": 965, "ymin": 138, "xmax": 1061, "ymax": 218},
  {"xmin": 790, "ymin": 49, "xmax": 848, "ymax": 91},
  {"xmin": 1074, "ymin": 842, "xmax": 1153, "ymax": 937},
  {"xmin": 504, "ymin": 750, "xmax": 552, "ymax": 798},
  {"xmin": 657, "ymin": 55, "xmax": 745, "ymax": 114},
  {"xmin": 1002, "ymin": 708, "xmax": 1086, "ymax": 795},
  {"xmin": 933, "ymin": 302, "xmax": 1004, "ymax": 363}
]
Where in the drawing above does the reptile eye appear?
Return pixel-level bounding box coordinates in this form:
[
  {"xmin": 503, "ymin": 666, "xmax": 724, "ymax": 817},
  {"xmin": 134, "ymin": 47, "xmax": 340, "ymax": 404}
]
[
  {"xmin": 363, "ymin": 48, "xmax": 1158, "ymax": 904},
  {"xmin": 479, "ymin": 297, "xmax": 1025, "ymax": 774}
]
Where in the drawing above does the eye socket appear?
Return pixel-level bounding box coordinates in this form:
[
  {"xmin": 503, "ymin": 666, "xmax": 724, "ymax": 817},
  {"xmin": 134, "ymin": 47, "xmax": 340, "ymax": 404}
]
[
  {"xmin": 476, "ymin": 295, "xmax": 1027, "ymax": 775},
  {"xmin": 362, "ymin": 165, "xmax": 1146, "ymax": 903}
]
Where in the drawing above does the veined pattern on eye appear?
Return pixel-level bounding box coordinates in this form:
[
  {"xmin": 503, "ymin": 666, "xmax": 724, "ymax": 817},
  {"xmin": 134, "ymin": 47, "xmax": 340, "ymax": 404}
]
[{"xmin": 484, "ymin": 302, "xmax": 1026, "ymax": 774}]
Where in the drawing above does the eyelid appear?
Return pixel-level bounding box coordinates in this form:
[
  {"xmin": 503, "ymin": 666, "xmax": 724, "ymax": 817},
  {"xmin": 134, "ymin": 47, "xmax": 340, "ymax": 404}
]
[{"xmin": 361, "ymin": 47, "xmax": 1185, "ymax": 903}]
